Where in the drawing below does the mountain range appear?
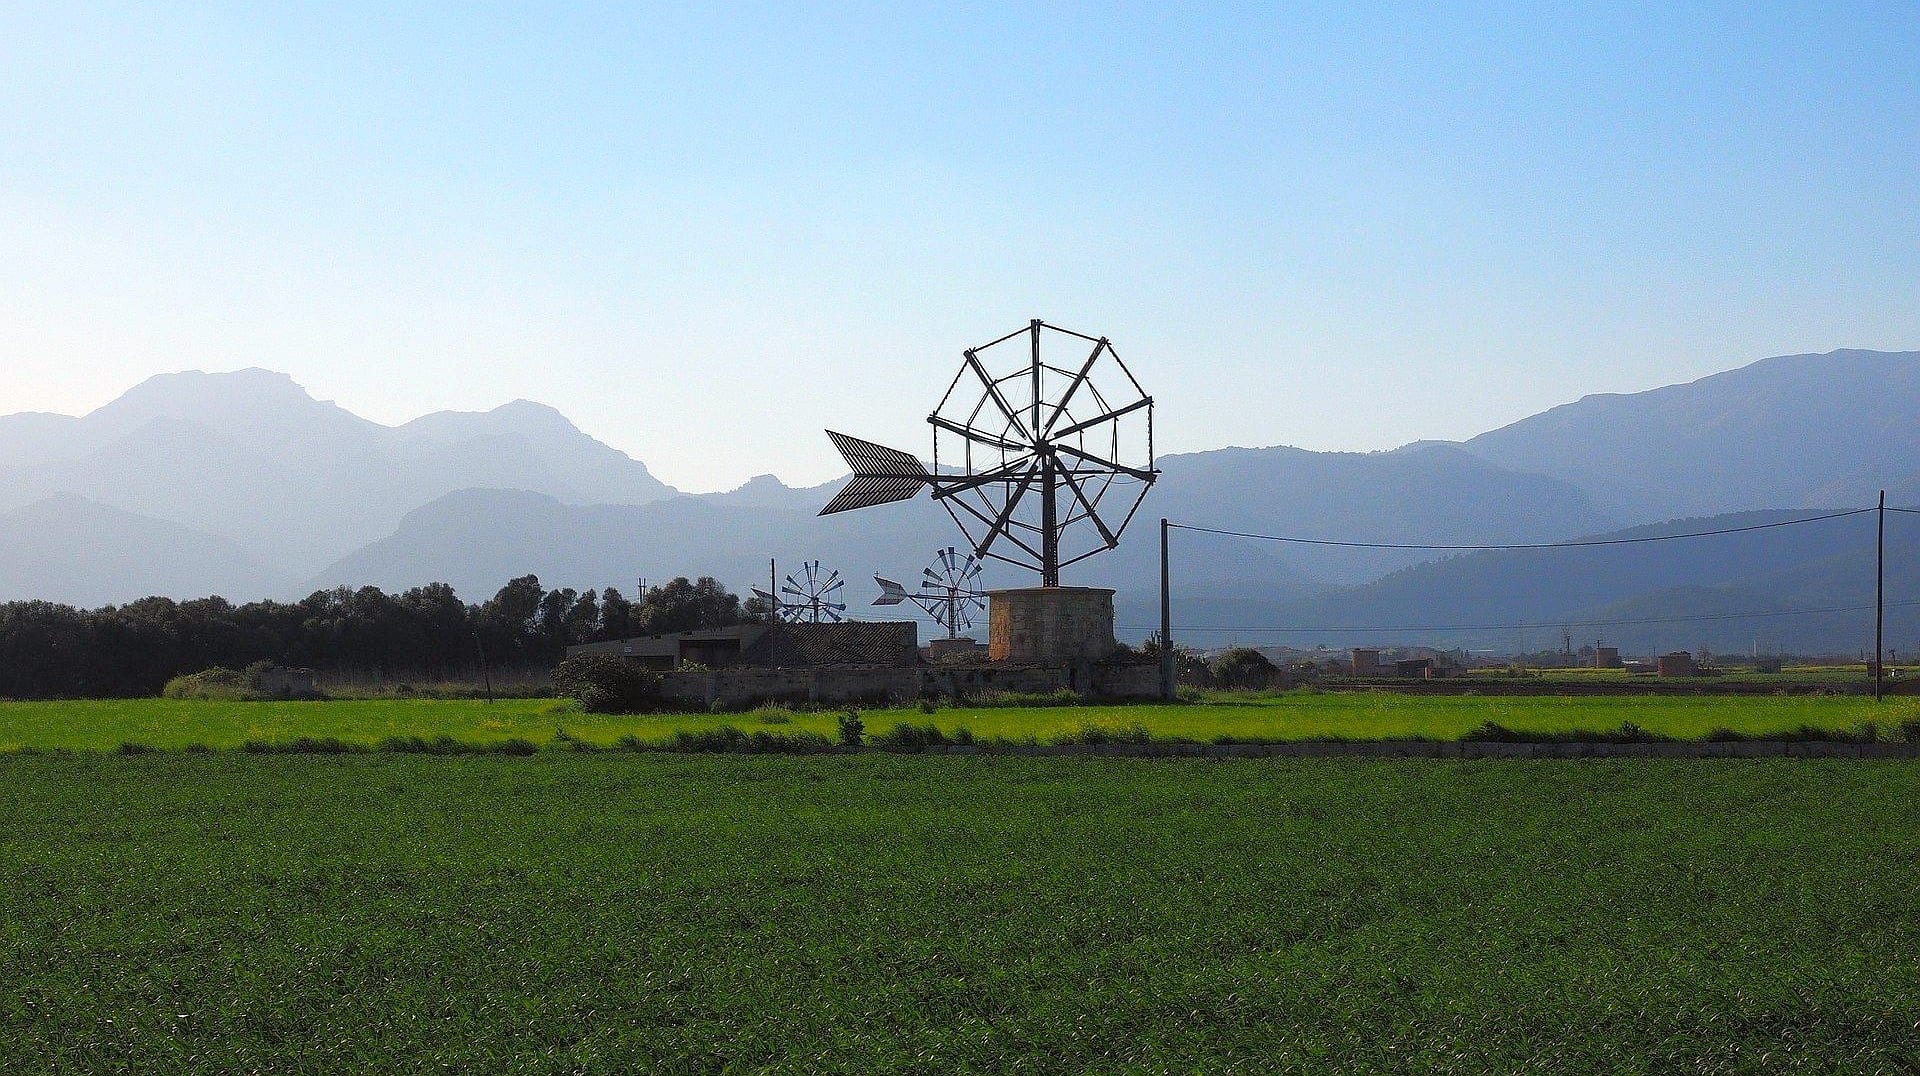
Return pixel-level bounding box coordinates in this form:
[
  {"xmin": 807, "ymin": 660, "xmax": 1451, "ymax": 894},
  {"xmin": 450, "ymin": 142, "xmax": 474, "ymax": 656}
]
[{"xmin": 2, "ymin": 349, "xmax": 1915, "ymax": 653}]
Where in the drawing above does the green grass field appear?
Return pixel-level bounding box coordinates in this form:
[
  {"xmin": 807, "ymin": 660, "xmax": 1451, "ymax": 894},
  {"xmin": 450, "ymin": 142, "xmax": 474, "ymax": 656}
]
[
  {"xmin": 3, "ymin": 752, "xmax": 1917, "ymax": 1073},
  {"xmin": 1, "ymin": 692, "xmax": 1916, "ymax": 752}
]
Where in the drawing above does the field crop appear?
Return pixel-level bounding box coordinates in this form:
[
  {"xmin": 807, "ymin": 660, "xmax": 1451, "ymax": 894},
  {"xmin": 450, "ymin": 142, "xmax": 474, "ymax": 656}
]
[
  {"xmin": 1, "ymin": 692, "xmax": 1916, "ymax": 753},
  {"xmin": 3, "ymin": 753, "xmax": 1918, "ymax": 1073}
]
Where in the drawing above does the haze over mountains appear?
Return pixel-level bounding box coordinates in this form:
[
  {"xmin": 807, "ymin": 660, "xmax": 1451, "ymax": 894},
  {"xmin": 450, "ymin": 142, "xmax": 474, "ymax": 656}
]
[{"xmin": 2, "ymin": 349, "xmax": 1915, "ymax": 652}]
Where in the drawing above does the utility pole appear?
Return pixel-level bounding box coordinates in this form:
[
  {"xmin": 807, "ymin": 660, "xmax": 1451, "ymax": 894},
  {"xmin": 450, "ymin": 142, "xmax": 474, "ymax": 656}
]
[
  {"xmin": 1876, "ymin": 490, "xmax": 1886, "ymax": 702},
  {"xmin": 1160, "ymin": 517, "xmax": 1174, "ymax": 699}
]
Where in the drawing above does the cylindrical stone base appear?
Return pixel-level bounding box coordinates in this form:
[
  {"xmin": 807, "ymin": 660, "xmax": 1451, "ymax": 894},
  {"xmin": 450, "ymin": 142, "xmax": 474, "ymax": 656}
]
[{"xmin": 987, "ymin": 587, "xmax": 1117, "ymax": 665}]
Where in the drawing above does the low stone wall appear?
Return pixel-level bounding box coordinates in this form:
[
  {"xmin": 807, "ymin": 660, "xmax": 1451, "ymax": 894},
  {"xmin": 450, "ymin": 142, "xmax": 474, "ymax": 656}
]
[{"xmin": 658, "ymin": 660, "xmax": 1163, "ymax": 710}]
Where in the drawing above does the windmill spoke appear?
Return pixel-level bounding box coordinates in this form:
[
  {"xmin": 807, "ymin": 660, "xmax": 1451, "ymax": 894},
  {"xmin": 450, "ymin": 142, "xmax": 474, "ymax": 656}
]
[
  {"xmin": 1057, "ymin": 466, "xmax": 1119, "ymax": 548},
  {"xmin": 964, "ymin": 349, "xmax": 1034, "ymax": 442},
  {"xmin": 1053, "ymin": 442, "xmax": 1157, "ymax": 482},
  {"xmin": 978, "ymin": 461, "xmax": 1042, "ymax": 555},
  {"xmin": 942, "ymin": 495, "xmax": 1044, "ymax": 563},
  {"xmin": 1050, "ymin": 396, "xmax": 1152, "ymax": 440},
  {"xmin": 929, "ymin": 414, "xmax": 1027, "ymax": 453},
  {"xmin": 927, "ymin": 454, "xmax": 1035, "ymax": 497},
  {"xmin": 1041, "ymin": 338, "xmax": 1107, "ymax": 437}
]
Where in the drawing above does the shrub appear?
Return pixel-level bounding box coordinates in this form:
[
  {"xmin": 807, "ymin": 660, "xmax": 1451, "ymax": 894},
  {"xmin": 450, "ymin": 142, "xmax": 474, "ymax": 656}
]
[
  {"xmin": 162, "ymin": 666, "xmax": 249, "ymax": 700},
  {"xmin": 665, "ymin": 726, "xmax": 835, "ymax": 754},
  {"xmin": 1209, "ymin": 648, "xmax": 1277, "ymax": 690},
  {"xmin": 241, "ymin": 737, "xmax": 365, "ymax": 754},
  {"xmin": 1054, "ymin": 724, "xmax": 1152, "ymax": 746},
  {"xmin": 552, "ymin": 654, "xmax": 660, "ymax": 714},
  {"xmin": 871, "ymin": 723, "xmax": 948, "ymax": 752},
  {"xmin": 115, "ymin": 741, "xmax": 158, "ymax": 755},
  {"xmin": 837, "ymin": 709, "xmax": 865, "ymax": 747}
]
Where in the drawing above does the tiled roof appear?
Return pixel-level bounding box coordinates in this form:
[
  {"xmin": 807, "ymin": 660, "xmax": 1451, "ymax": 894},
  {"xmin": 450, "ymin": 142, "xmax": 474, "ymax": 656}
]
[{"xmin": 742, "ymin": 622, "xmax": 920, "ymax": 667}]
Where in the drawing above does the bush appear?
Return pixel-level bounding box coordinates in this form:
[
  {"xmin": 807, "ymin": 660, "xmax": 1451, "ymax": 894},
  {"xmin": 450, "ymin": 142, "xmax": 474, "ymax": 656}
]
[
  {"xmin": 162, "ymin": 667, "xmax": 250, "ymax": 700},
  {"xmin": 1209, "ymin": 648, "xmax": 1277, "ymax": 690},
  {"xmin": 553, "ymin": 654, "xmax": 660, "ymax": 714},
  {"xmin": 665, "ymin": 726, "xmax": 835, "ymax": 754},
  {"xmin": 870, "ymin": 723, "xmax": 949, "ymax": 752},
  {"xmin": 162, "ymin": 663, "xmax": 321, "ymax": 701},
  {"xmin": 837, "ymin": 710, "xmax": 865, "ymax": 747}
]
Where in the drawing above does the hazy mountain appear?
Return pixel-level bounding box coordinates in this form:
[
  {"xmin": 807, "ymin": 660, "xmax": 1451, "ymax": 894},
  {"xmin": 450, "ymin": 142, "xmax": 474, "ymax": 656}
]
[
  {"xmin": 1459, "ymin": 349, "xmax": 1920, "ymax": 518},
  {"xmin": 0, "ymin": 495, "xmax": 279, "ymax": 607},
  {"xmin": 0, "ymin": 369, "xmax": 676, "ymax": 569},
  {"xmin": 1245, "ymin": 508, "xmax": 1912, "ymax": 655},
  {"xmin": 7, "ymin": 348, "xmax": 1917, "ymax": 643},
  {"xmin": 310, "ymin": 442, "xmax": 1614, "ymax": 638}
]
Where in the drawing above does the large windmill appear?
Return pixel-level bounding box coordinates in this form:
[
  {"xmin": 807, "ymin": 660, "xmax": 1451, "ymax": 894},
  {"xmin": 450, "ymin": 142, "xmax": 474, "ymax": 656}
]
[{"xmin": 821, "ymin": 319, "xmax": 1158, "ymax": 588}]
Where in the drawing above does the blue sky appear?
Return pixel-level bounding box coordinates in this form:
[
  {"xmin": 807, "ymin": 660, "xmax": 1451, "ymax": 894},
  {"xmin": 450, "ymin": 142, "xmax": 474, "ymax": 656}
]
[{"xmin": 2, "ymin": 3, "xmax": 1916, "ymax": 491}]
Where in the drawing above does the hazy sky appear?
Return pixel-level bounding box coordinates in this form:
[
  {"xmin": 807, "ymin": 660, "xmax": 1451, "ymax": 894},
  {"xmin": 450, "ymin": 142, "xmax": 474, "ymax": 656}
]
[{"xmin": 2, "ymin": 4, "xmax": 1916, "ymax": 491}]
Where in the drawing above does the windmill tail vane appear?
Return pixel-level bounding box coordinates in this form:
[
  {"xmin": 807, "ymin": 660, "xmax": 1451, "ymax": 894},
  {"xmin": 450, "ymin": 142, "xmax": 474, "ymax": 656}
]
[{"xmin": 821, "ymin": 320, "xmax": 1158, "ymax": 587}]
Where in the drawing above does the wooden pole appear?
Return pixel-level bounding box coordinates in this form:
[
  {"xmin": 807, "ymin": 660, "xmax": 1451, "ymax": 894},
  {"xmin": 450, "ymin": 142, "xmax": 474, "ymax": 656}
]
[
  {"xmin": 1160, "ymin": 517, "xmax": 1174, "ymax": 699},
  {"xmin": 1876, "ymin": 490, "xmax": 1886, "ymax": 702}
]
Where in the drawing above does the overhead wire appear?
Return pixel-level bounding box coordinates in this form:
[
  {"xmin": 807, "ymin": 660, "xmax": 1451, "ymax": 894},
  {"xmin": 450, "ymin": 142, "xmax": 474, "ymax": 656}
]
[{"xmin": 1166, "ymin": 507, "xmax": 1874, "ymax": 551}]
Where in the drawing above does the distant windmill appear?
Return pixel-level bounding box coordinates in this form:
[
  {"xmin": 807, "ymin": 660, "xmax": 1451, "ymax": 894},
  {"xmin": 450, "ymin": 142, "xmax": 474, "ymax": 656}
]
[
  {"xmin": 875, "ymin": 547, "xmax": 985, "ymax": 638},
  {"xmin": 755, "ymin": 560, "xmax": 846, "ymax": 624}
]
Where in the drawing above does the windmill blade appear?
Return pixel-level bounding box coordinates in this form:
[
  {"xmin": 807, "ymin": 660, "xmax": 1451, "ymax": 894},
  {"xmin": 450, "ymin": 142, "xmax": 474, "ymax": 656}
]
[
  {"xmin": 1041, "ymin": 337, "xmax": 1108, "ymax": 437},
  {"xmin": 1053, "ymin": 442, "xmax": 1157, "ymax": 482},
  {"xmin": 1057, "ymin": 466, "xmax": 1119, "ymax": 548},
  {"xmin": 962, "ymin": 348, "xmax": 1034, "ymax": 442},
  {"xmin": 929, "ymin": 414, "xmax": 1027, "ymax": 454},
  {"xmin": 873, "ymin": 576, "xmax": 908, "ymax": 606},
  {"xmin": 1050, "ymin": 396, "xmax": 1152, "ymax": 441}
]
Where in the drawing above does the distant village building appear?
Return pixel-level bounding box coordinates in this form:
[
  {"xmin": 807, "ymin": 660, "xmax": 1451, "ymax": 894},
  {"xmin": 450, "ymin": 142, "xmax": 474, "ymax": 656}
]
[
  {"xmin": 1594, "ymin": 646, "xmax": 1622, "ymax": 669},
  {"xmin": 1655, "ymin": 651, "xmax": 1695, "ymax": 677}
]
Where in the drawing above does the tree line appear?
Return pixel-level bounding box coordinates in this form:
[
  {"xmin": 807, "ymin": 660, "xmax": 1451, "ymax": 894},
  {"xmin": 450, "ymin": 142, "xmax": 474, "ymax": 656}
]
[{"xmin": 0, "ymin": 576, "xmax": 760, "ymax": 699}]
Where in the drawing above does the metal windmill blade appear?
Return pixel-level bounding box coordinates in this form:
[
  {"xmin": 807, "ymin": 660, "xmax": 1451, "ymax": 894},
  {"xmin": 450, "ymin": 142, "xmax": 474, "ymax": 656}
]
[
  {"xmin": 819, "ymin": 321, "xmax": 1158, "ymax": 587},
  {"xmin": 779, "ymin": 560, "xmax": 848, "ymax": 624},
  {"xmin": 877, "ymin": 547, "xmax": 988, "ymax": 639}
]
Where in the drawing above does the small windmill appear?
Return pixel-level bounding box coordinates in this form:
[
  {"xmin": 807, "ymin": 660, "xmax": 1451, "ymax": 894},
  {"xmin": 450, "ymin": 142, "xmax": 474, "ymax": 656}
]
[
  {"xmin": 755, "ymin": 560, "xmax": 846, "ymax": 624},
  {"xmin": 875, "ymin": 547, "xmax": 985, "ymax": 638}
]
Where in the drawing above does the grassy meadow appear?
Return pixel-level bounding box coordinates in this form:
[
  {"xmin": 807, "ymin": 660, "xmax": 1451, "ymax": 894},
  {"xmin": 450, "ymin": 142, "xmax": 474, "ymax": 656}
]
[
  {"xmin": 1, "ymin": 691, "xmax": 1917, "ymax": 752},
  {"xmin": 3, "ymin": 752, "xmax": 1918, "ymax": 1073}
]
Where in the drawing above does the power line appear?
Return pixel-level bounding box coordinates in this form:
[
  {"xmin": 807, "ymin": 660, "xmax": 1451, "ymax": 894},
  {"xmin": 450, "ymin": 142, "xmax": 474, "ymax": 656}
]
[
  {"xmin": 1167, "ymin": 508, "xmax": 1874, "ymax": 551},
  {"xmin": 1120, "ymin": 598, "xmax": 1920, "ymax": 636}
]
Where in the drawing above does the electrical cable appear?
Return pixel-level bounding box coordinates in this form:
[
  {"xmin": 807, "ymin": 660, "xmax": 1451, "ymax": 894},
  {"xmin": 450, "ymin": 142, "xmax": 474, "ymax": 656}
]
[{"xmin": 1166, "ymin": 508, "xmax": 1874, "ymax": 551}]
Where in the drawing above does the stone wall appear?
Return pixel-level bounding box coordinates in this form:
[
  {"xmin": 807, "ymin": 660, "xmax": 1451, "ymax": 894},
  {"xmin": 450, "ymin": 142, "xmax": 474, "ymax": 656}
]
[
  {"xmin": 986, "ymin": 587, "xmax": 1116, "ymax": 664},
  {"xmin": 656, "ymin": 659, "xmax": 1160, "ymax": 710}
]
